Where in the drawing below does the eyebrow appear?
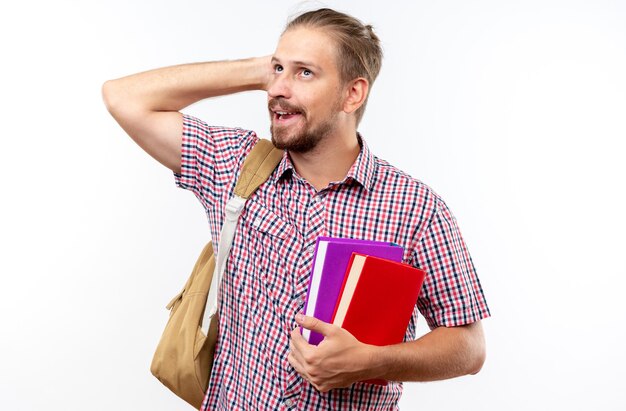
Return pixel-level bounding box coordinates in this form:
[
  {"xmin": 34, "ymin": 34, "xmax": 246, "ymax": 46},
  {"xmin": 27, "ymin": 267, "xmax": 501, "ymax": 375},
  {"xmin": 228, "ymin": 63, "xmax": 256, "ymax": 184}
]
[{"xmin": 271, "ymin": 56, "xmax": 322, "ymax": 71}]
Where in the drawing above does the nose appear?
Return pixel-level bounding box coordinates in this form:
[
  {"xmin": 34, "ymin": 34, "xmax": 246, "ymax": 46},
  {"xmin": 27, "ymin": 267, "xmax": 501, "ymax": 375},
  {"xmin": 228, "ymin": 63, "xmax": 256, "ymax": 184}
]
[{"xmin": 267, "ymin": 73, "xmax": 292, "ymax": 99}]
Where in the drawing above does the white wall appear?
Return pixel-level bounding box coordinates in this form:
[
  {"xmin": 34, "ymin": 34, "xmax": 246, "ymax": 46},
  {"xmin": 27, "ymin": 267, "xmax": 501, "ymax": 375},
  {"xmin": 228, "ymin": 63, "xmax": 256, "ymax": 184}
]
[{"xmin": 1, "ymin": 0, "xmax": 625, "ymax": 409}]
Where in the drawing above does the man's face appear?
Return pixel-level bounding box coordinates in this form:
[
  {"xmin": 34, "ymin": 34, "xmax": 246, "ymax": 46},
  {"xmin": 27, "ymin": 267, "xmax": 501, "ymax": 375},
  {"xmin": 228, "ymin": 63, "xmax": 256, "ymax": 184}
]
[{"xmin": 268, "ymin": 27, "xmax": 345, "ymax": 153}]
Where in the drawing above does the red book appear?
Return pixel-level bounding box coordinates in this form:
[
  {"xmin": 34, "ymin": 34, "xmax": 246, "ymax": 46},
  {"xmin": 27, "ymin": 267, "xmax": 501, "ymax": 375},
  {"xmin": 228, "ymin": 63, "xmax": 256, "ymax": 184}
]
[{"xmin": 332, "ymin": 253, "xmax": 427, "ymax": 385}]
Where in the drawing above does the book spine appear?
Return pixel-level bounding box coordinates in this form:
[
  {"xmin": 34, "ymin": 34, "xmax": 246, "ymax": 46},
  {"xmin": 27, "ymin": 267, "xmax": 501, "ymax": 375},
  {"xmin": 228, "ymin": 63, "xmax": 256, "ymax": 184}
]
[{"xmin": 330, "ymin": 252, "xmax": 359, "ymax": 325}]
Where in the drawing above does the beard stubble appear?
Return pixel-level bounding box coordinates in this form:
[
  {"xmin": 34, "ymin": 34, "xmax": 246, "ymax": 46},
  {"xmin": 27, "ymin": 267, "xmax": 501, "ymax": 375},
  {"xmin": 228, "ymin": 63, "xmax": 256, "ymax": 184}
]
[{"xmin": 269, "ymin": 97, "xmax": 340, "ymax": 153}]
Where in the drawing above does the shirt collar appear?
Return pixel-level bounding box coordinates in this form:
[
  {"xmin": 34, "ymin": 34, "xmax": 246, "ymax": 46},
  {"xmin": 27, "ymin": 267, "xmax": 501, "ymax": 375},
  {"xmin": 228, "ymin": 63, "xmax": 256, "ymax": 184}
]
[{"xmin": 273, "ymin": 133, "xmax": 377, "ymax": 192}]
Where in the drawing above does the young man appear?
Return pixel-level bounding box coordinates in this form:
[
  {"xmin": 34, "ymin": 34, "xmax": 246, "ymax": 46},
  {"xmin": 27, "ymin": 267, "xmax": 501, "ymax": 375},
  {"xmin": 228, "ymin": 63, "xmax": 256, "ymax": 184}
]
[{"xmin": 103, "ymin": 8, "xmax": 490, "ymax": 411}]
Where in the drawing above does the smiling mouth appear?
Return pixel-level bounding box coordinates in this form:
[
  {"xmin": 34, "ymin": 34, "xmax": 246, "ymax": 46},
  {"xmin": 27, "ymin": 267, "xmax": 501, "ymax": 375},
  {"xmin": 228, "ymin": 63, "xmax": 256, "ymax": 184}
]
[{"xmin": 273, "ymin": 111, "xmax": 302, "ymax": 121}]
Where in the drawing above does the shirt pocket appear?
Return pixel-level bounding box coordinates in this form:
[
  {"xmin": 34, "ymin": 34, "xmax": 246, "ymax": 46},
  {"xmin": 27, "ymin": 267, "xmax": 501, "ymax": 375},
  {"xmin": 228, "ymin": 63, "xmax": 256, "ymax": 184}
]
[
  {"xmin": 245, "ymin": 199, "xmax": 294, "ymax": 240},
  {"xmin": 242, "ymin": 199, "xmax": 300, "ymax": 318},
  {"xmin": 243, "ymin": 199, "xmax": 296, "ymax": 274}
]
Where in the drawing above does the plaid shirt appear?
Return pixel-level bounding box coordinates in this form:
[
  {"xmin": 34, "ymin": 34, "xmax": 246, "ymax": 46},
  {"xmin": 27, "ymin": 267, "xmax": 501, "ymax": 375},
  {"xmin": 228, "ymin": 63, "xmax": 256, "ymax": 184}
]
[{"xmin": 174, "ymin": 114, "xmax": 490, "ymax": 410}]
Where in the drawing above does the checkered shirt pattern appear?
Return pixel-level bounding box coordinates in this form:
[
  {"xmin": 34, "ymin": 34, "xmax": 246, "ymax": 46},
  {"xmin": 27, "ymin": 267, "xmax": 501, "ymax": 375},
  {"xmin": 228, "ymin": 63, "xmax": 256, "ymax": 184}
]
[{"xmin": 173, "ymin": 113, "xmax": 490, "ymax": 411}]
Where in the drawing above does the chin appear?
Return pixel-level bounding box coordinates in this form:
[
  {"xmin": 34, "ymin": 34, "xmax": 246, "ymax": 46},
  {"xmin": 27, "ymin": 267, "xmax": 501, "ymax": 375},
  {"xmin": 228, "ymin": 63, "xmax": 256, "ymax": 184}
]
[
  {"xmin": 270, "ymin": 125, "xmax": 297, "ymax": 147},
  {"xmin": 270, "ymin": 119, "xmax": 330, "ymax": 153}
]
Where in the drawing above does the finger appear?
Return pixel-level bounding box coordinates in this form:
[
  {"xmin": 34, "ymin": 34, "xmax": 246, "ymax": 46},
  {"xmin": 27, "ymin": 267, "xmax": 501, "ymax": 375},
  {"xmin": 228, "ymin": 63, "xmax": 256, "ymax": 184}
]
[
  {"xmin": 295, "ymin": 313, "xmax": 335, "ymax": 336},
  {"xmin": 288, "ymin": 351, "xmax": 303, "ymax": 374},
  {"xmin": 288, "ymin": 346, "xmax": 312, "ymax": 383},
  {"xmin": 290, "ymin": 327, "xmax": 313, "ymax": 364},
  {"xmin": 290, "ymin": 326, "xmax": 309, "ymax": 348}
]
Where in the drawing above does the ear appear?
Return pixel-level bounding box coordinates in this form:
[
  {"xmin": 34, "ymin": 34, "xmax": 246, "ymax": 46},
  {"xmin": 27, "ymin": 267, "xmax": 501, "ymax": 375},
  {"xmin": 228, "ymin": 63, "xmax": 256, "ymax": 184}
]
[{"xmin": 342, "ymin": 78, "xmax": 369, "ymax": 115}]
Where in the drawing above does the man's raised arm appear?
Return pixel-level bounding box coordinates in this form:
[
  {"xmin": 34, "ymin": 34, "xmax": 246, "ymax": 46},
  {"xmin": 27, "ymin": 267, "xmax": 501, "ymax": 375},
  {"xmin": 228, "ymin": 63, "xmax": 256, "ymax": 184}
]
[{"xmin": 101, "ymin": 57, "xmax": 272, "ymax": 173}]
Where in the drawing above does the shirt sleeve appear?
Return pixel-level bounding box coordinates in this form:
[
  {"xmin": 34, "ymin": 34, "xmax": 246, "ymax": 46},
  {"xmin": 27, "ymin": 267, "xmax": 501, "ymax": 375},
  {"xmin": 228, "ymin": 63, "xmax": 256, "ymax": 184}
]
[
  {"xmin": 413, "ymin": 198, "xmax": 490, "ymax": 329},
  {"xmin": 173, "ymin": 113, "xmax": 259, "ymax": 211}
]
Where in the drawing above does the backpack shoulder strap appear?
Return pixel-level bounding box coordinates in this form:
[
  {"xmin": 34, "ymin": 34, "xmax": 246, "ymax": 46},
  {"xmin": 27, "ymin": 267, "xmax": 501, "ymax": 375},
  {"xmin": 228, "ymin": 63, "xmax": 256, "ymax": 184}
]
[
  {"xmin": 202, "ymin": 139, "xmax": 282, "ymax": 332},
  {"xmin": 234, "ymin": 139, "xmax": 284, "ymax": 199}
]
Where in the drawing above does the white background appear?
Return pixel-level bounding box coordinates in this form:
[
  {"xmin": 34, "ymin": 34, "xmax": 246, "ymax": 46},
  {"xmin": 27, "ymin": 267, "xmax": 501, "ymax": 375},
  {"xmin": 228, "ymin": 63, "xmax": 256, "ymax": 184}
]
[{"xmin": 1, "ymin": 0, "xmax": 625, "ymax": 410}]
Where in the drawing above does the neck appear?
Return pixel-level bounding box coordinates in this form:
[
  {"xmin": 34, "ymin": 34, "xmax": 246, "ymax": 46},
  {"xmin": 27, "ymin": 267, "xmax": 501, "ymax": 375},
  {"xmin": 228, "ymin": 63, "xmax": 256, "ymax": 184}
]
[{"xmin": 289, "ymin": 128, "xmax": 361, "ymax": 192}]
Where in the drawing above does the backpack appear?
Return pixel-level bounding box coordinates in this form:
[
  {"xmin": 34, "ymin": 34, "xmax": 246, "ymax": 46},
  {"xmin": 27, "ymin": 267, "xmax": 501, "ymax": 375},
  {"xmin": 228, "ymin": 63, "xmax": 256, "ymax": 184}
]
[{"xmin": 150, "ymin": 139, "xmax": 283, "ymax": 408}]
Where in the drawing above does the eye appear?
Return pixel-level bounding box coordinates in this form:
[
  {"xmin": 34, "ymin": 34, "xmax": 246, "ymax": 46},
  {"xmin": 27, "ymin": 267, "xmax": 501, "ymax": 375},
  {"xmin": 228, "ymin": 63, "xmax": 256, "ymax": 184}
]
[
  {"xmin": 301, "ymin": 69, "xmax": 313, "ymax": 78},
  {"xmin": 274, "ymin": 64, "xmax": 284, "ymax": 73}
]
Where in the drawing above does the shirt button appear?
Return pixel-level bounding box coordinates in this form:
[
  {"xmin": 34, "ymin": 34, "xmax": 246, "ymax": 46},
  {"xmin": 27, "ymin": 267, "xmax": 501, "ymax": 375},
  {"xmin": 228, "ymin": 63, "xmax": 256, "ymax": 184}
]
[
  {"xmin": 306, "ymin": 246, "xmax": 314, "ymax": 254},
  {"xmin": 285, "ymin": 398, "xmax": 295, "ymax": 408}
]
